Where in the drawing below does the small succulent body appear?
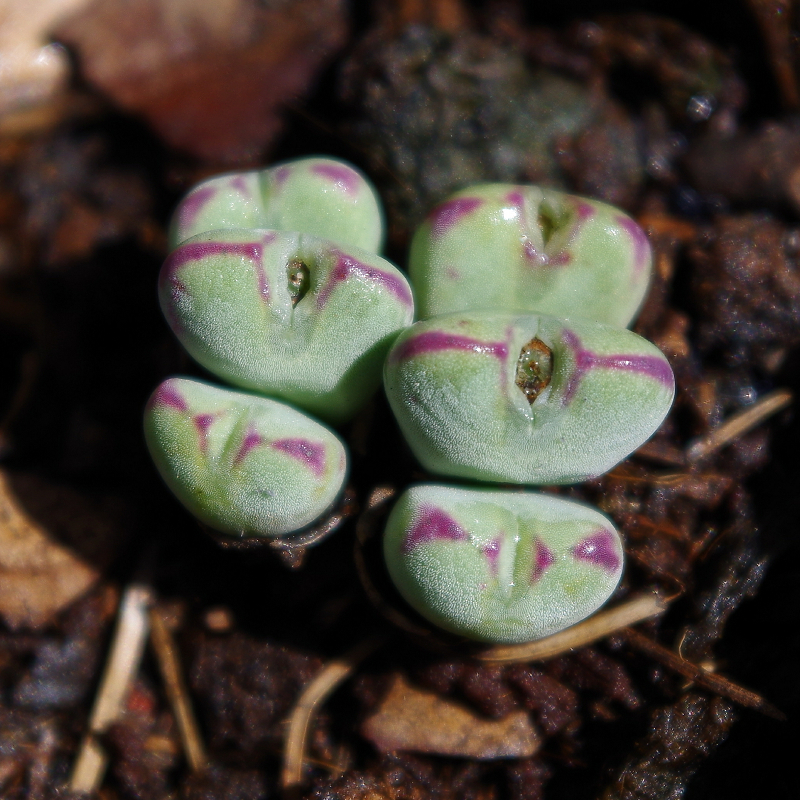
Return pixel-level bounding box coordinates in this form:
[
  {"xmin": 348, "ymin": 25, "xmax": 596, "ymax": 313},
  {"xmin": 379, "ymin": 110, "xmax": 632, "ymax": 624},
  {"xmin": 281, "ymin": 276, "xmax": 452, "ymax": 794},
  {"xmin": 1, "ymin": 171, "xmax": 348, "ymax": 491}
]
[
  {"xmin": 409, "ymin": 184, "xmax": 651, "ymax": 326},
  {"xmin": 169, "ymin": 156, "xmax": 385, "ymax": 253},
  {"xmin": 384, "ymin": 485, "xmax": 624, "ymax": 643},
  {"xmin": 384, "ymin": 311, "xmax": 674, "ymax": 485},
  {"xmin": 159, "ymin": 229, "xmax": 414, "ymax": 423},
  {"xmin": 148, "ymin": 157, "xmax": 674, "ymax": 644},
  {"xmin": 144, "ymin": 378, "xmax": 348, "ymax": 539}
]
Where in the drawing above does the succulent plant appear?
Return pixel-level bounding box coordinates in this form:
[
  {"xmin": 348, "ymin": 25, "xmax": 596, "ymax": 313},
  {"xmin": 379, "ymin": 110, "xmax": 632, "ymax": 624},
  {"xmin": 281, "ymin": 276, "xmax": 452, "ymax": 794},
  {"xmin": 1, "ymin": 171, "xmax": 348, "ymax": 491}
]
[
  {"xmin": 383, "ymin": 484, "xmax": 624, "ymax": 643},
  {"xmin": 159, "ymin": 229, "xmax": 414, "ymax": 423},
  {"xmin": 148, "ymin": 159, "xmax": 674, "ymax": 648},
  {"xmin": 409, "ymin": 184, "xmax": 652, "ymax": 326},
  {"xmin": 144, "ymin": 377, "xmax": 348, "ymax": 539},
  {"xmin": 384, "ymin": 311, "xmax": 674, "ymax": 485},
  {"xmin": 169, "ymin": 156, "xmax": 385, "ymax": 253}
]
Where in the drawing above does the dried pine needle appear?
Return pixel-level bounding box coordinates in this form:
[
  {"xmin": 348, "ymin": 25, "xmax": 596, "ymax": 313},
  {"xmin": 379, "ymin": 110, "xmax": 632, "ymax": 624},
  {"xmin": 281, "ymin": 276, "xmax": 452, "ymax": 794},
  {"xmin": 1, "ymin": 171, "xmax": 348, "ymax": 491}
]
[
  {"xmin": 686, "ymin": 389, "xmax": 792, "ymax": 462},
  {"xmin": 68, "ymin": 583, "xmax": 153, "ymax": 794},
  {"xmin": 282, "ymin": 636, "xmax": 385, "ymax": 793},
  {"xmin": 149, "ymin": 606, "xmax": 207, "ymax": 773},
  {"xmin": 620, "ymin": 626, "xmax": 785, "ymax": 719},
  {"xmin": 476, "ymin": 592, "xmax": 668, "ymax": 664}
]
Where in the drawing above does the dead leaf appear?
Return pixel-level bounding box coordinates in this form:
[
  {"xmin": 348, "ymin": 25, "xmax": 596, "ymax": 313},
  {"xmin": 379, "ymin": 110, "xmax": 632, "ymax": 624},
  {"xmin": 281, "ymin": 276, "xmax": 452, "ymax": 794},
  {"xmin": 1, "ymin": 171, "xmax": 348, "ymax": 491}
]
[
  {"xmin": 56, "ymin": 0, "xmax": 348, "ymax": 164},
  {"xmin": 0, "ymin": 470, "xmax": 120, "ymax": 630},
  {"xmin": 361, "ymin": 674, "xmax": 541, "ymax": 759}
]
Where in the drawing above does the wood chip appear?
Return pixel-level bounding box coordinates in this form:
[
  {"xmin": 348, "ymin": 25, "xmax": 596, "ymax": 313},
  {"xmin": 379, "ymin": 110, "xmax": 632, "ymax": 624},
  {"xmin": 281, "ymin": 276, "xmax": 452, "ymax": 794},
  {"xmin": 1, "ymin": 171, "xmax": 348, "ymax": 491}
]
[{"xmin": 362, "ymin": 674, "xmax": 540, "ymax": 759}]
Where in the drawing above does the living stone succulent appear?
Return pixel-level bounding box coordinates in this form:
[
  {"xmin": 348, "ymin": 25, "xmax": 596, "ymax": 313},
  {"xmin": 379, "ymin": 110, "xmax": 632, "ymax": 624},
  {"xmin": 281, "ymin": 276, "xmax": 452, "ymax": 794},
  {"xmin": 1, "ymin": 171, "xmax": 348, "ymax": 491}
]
[
  {"xmin": 383, "ymin": 484, "xmax": 624, "ymax": 643},
  {"xmin": 384, "ymin": 311, "xmax": 674, "ymax": 485},
  {"xmin": 144, "ymin": 377, "xmax": 348, "ymax": 539},
  {"xmin": 148, "ymin": 158, "xmax": 675, "ymax": 644},
  {"xmin": 159, "ymin": 229, "xmax": 414, "ymax": 423},
  {"xmin": 409, "ymin": 184, "xmax": 651, "ymax": 326},
  {"xmin": 169, "ymin": 156, "xmax": 385, "ymax": 253}
]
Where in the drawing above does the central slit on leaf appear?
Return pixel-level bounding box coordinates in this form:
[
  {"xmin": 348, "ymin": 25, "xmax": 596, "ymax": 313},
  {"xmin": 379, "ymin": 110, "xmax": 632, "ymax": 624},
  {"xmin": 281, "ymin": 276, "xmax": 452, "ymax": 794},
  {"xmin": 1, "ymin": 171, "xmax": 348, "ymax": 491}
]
[
  {"xmin": 537, "ymin": 201, "xmax": 568, "ymax": 246},
  {"xmin": 515, "ymin": 338, "xmax": 553, "ymax": 404},
  {"xmin": 287, "ymin": 259, "xmax": 310, "ymax": 306}
]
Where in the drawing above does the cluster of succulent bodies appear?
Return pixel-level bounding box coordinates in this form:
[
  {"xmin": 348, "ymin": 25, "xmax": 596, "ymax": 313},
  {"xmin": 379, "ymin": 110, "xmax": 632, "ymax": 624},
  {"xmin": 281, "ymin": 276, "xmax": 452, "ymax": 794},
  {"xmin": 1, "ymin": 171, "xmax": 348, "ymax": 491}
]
[{"xmin": 145, "ymin": 157, "xmax": 675, "ymax": 644}]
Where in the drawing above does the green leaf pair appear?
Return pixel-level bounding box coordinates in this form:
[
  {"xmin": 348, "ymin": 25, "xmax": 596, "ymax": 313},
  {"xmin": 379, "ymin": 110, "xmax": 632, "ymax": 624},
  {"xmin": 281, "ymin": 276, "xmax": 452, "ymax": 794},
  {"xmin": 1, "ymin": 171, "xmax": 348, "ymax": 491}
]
[{"xmin": 147, "ymin": 157, "xmax": 408, "ymax": 539}]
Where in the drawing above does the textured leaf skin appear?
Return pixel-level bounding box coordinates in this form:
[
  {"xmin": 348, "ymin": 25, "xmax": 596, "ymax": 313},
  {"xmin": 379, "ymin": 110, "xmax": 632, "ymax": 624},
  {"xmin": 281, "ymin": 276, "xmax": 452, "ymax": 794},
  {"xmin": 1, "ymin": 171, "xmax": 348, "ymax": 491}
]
[
  {"xmin": 144, "ymin": 377, "xmax": 348, "ymax": 539},
  {"xmin": 169, "ymin": 156, "xmax": 385, "ymax": 252},
  {"xmin": 384, "ymin": 485, "xmax": 624, "ymax": 643},
  {"xmin": 384, "ymin": 311, "xmax": 674, "ymax": 485},
  {"xmin": 409, "ymin": 184, "xmax": 651, "ymax": 327},
  {"xmin": 160, "ymin": 230, "xmax": 414, "ymax": 423}
]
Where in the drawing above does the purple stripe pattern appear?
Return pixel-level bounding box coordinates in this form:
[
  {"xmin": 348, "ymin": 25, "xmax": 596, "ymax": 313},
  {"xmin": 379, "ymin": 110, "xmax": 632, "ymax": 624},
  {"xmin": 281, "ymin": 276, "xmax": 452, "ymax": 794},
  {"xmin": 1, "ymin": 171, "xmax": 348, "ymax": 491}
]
[
  {"xmin": 162, "ymin": 239, "xmax": 273, "ymax": 304},
  {"xmin": 193, "ymin": 413, "xmax": 215, "ymax": 453},
  {"xmin": 531, "ymin": 538, "xmax": 555, "ymax": 583},
  {"xmin": 273, "ymin": 165, "xmax": 291, "ymax": 187},
  {"xmin": 561, "ymin": 329, "xmax": 673, "ymax": 404},
  {"xmin": 572, "ymin": 529, "xmax": 621, "ymax": 573},
  {"xmin": 178, "ymin": 185, "xmax": 216, "ymax": 228},
  {"xmin": 615, "ymin": 214, "xmax": 650, "ymax": 277},
  {"xmin": 482, "ymin": 537, "xmax": 502, "ymax": 575},
  {"xmin": 271, "ymin": 438, "xmax": 326, "ymax": 477},
  {"xmin": 316, "ymin": 252, "xmax": 413, "ymax": 309},
  {"xmin": 428, "ymin": 197, "xmax": 483, "ymax": 238},
  {"xmin": 150, "ymin": 383, "xmax": 187, "ymax": 412},
  {"xmin": 311, "ymin": 162, "xmax": 360, "ymax": 194},
  {"xmin": 402, "ymin": 506, "xmax": 468, "ymax": 554},
  {"xmin": 390, "ymin": 331, "xmax": 508, "ymax": 364},
  {"xmin": 233, "ymin": 428, "xmax": 263, "ymax": 466}
]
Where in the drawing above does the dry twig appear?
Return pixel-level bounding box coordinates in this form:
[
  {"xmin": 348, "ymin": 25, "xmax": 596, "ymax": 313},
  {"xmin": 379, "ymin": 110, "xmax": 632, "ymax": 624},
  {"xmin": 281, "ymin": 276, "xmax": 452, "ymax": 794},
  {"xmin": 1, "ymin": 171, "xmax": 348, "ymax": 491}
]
[
  {"xmin": 68, "ymin": 583, "xmax": 153, "ymax": 794},
  {"xmin": 620, "ymin": 626, "xmax": 784, "ymax": 719},
  {"xmin": 281, "ymin": 637, "xmax": 385, "ymax": 795},
  {"xmin": 686, "ymin": 389, "xmax": 792, "ymax": 462},
  {"xmin": 149, "ymin": 605, "xmax": 207, "ymax": 773},
  {"xmin": 476, "ymin": 592, "xmax": 668, "ymax": 664}
]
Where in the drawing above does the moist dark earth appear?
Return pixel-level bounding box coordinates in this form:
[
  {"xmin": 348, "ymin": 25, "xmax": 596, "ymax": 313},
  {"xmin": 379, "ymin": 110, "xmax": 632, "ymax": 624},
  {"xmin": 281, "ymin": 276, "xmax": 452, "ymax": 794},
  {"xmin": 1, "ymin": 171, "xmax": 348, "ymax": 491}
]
[{"xmin": 0, "ymin": 1, "xmax": 799, "ymax": 798}]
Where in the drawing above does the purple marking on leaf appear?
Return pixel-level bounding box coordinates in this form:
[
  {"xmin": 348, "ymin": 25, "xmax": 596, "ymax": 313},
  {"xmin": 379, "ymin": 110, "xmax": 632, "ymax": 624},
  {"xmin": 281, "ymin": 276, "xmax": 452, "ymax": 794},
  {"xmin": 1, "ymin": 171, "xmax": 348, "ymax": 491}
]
[
  {"xmin": 162, "ymin": 240, "xmax": 270, "ymax": 304},
  {"xmin": 253, "ymin": 244, "xmax": 272, "ymax": 303},
  {"xmin": 178, "ymin": 185, "xmax": 216, "ymax": 228},
  {"xmin": 428, "ymin": 197, "xmax": 484, "ymax": 238},
  {"xmin": 561, "ymin": 329, "xmax": 674, "ymax": 404},
  {"xmin": 316, "ymin": 252, "xmax": 412, "ymax": 309},
  {"xmin": 483, "ymin": 537, "xmax": 503, "ymax": 576},
  {"xmin": 389, "ymin": 330, "xmax": 509, "ymax": 364},
  {"xmin": 531, "ymin": 538, "xmax": 555, "ymax": 584},
  {"xmin": 233, "ymin": 427, "xmax": 263, "ymax": 466},
  {"xmin": 547, "ymin": 251, "xmax": 572, "ymax": 266},
  {"xmin": 572, "ymin": 529, "xmax": 621, "ymax": 573},
  {"xmin": 273, "ymin": 166, "xmax": 291, "ymax": 187},
  {"xmin": 163, "ymin": 240, "xmax": 263, "ymax": 276},
  {"xmin": 402, "ymin": 506, "xmax": 469, "ymax": 554},
  {"xmin": 574, "ymin": 201, "xmax": 595, "ymax": 222},
  {"xmin": 229, "ymin": 175, "xmax": 250, "ymax": 195},
  {"xmin": 311, "ymin": 162, "xmax": 360, "ymax": 194},
  {"xmin": 150, "ymin": 382, "xmax": 187, "ymax": 412},
  {"xmin": 522, "ymin": 239, "xmax": 544, "ymax": 264},
  {"xmin": 193, "ymin": 414, "xmax": 215, "ymax": 453},
  {"xmin": 505, "ymin": 190, "xmax": 525, "ymax": 208},
  {"xmin": 615, "ymin": 214, "xmax": 650, "ymax": 277},
  {"xmin": 272, "ymin": 438, "xmax": 326, "ymax": 478}
]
